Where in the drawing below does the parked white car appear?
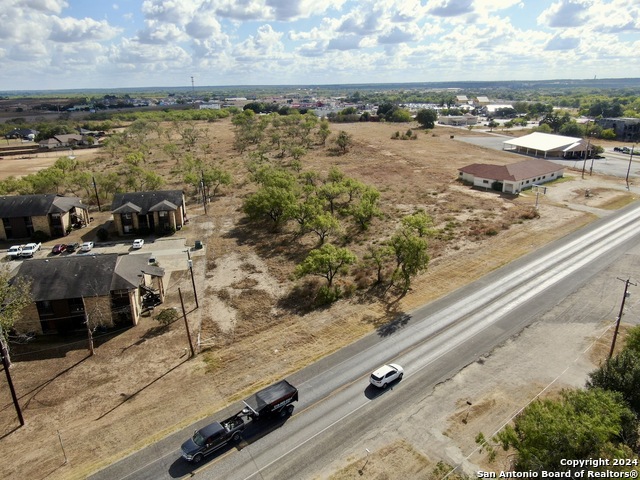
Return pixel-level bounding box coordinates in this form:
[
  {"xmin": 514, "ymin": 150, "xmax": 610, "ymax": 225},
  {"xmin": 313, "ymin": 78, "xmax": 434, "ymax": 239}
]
[
  {"xmin": 369, "ymin": 364, "xmax": 404, "ymax": 389},
  {"xmin": 132, "ymin": 239, "xmax": 144, "ymax": 249},
  {"xmin": 20, "ymin": 242, "xmax": 42, "ymax": 258},
  {"xmin": 6, "ymin": 245, "xmax": 23, "ymax": 259},
  {"xmin": 80, "ymin": 241, "xmax": 94, "ymax": 252}
]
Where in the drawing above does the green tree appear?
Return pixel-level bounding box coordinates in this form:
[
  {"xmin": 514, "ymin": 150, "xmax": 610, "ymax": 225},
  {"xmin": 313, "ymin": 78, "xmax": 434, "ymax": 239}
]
[
  {"xmin": 623, "ymin": 325, "xmax": 640, "ymax": 355},
  {"xmin": 318, "ymin": 181, "xmax": 347, "ymax": 215},
  {"xmin": 203, "ymin": 167, "xmax": 232, "ymax": 197},
  {"xmin": 534, "ymin": 123, "xmax": 553, "ymax": 134},
  {"xmin": 388, "ymin": 108, "xmax": 412, "ymax": 122},
  {"xmin": 53, "ymin": 156, "xmax": 77, "ymax": 175},
  {"xmin": 251, "ymin": 165, "xmax": 297, "ymax": 189},
  {"xmin": 335, "ymin": 130, "xmax": 353, "ymax": 153},
  {"xmin": 0, "ymin": 267, "xmax": 32, "ymax": 363},
  {"xmin": 559, "ymin": 120, "xmax": 582, "ymax": 137},
  {"xmin": 587, "ymin": 349, "xmax": 640, "ymax": 415},
  {"xmin": 540, "ymin": 111, "xmax": 571, "ymax": 133},
  {"xmin": 317, "ymin": 119, "xmax": 331, "ymax": 146},
  {"xmin": 487, "ymin": 120, "xmax": 499, "ymax": 132},
  {"xmin": 178, "ymin": 122, "xmax": 202, "ymax": 148},
  {"xmin": 308, "ymin": 212, "xmax": 341, "ymax": 244},
  {"xmin": 349, "ymin": 187, "xmax": 382, "ymax": 230},
  {"xmin": 401, "ymin": 210, "xmax": 435, "ymax": 237},
  {"xmin": 291, "ymin": 195, "xmax": 324, "ymax": 233},
  {"xmin": 415, "ymin": 108, "xmax": 438, "ymax": 129},
  {"xmin": 243, "ymin": 186, "xmax": 297, "ymax": 230},
  {"xmin": 67, "ymin": 170, "xmax": 95, "ymax": 199},
  {"xmin": 492, "ymin": 389, "xmax": 638, "ymax": 472},
  {"xmin": 27, "ymin": 167, "xmax": 65, "ymax": 194},
  {"xmin": 364, "ymin": 245, "xmax": 394, "ymax": 284},
  {"xmin": 295, "ymin": 243, "xmax": 356, "ymax": 287},
  {"xmin": 163, "ymin": 143, "xmax": 180, "ymax": 163},
  {"xmin": 389, "ymin": 229, "xmax": 429, "ymax": 293}
]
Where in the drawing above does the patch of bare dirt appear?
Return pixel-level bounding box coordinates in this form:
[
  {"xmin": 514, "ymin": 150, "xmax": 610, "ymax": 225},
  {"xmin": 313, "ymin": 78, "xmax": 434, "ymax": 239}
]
[{"xmin": 1, "ymin": 119, "xmax": 636, "ymax": 480}]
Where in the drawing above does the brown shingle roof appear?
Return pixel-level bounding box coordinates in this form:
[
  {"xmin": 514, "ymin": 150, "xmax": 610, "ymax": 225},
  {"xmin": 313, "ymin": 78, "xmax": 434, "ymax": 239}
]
[{"xmin": 459, "ymin": 159, "xmax": 563, "ymax": 182}]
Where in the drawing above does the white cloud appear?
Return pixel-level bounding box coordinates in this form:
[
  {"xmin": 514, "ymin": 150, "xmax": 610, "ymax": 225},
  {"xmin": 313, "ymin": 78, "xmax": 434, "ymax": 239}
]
[
  {"xmin": 544, "ymin": 34, "xmax": 580, "ymax": 50},
  {"xmin": 337, "ymin": 10, "xmax": 381, "ymax": 35},
  {"xmin": 232, "ymin": 24, "xmax": 286, "ymax": 62},
  {"xmin": 587, "ymin": 0, "xmax": 640, "ymax": 33},
  {"xmin": 49, "ymin": 17, "xmax": 121, "ymax": 43},
  {"xmin": 296, "ymin": 41, "xmax": 326, "ymax": 57},
  {"xmin": 378, "ymin": 25, "xmax": 420, "ymax": 44},
  {"xmin": 110, "ymin": 38, "xmax": 192, "ymax": 67},
  {"xmin": 210, "ymin": 0, "xmax": 346, "ymax": 21},
  {"xmin": 6, "ymin": 38, "xmax": 49, "ymax": 61},
  {"xmin": 23, "ymin": 0, "xmax": 68, "ymax": 14},
  {"xmin": 185, "ymin": 15, "xmax": 224, "ymax": 39},
  {"xmin": 327, "ymin": 34, "xmax": 362, "ymax": 50},
  {"xmin": 136, "ymin": 22, "xmax": 188, "ymax": 44},
  {"xmin": 537, "ymin": 0, "xmax": 592, "ymax": 28},
  {"xmin": 0, "ymin": 0, "xmax": 638, "ymax": 89},
  {"xmin": 427, "ymin": 0, "xmax": 475, "ymax": 17}
]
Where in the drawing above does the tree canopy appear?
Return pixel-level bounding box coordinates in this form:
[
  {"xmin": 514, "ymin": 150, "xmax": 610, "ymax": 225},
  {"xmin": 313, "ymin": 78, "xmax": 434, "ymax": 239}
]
[
  {"xmin": 0, "ymin": 267, "xmax": 33, "ymax": 349},
  {"xmin": 295, "ymin": 243, "xmax": 357, "ymax": 287},
  {"xmin": 415, "ymin": 108, "xmax": 438, "ymax": 129},
  {"xmin": 493, "ymin": 388, "xmax": 638, "ymax": 472}
]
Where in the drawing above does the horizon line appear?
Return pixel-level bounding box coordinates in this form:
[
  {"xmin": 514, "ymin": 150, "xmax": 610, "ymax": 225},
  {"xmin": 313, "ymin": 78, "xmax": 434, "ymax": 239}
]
[{"xmin": 2, "ymin": 77, "xmax": 640, "ymax": 95}]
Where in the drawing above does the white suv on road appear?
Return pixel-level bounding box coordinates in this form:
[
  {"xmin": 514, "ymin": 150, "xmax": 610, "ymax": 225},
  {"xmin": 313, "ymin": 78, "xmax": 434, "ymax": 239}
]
[{"xmin": 369, "ymin": 364, "xmax": 404, "ymax": 389}]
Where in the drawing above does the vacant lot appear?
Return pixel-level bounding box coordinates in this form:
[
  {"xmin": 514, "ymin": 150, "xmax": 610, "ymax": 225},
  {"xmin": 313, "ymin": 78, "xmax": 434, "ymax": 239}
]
[{"xmin": 0, "ymin": 118, "xmax": 636, "ymax": 480}]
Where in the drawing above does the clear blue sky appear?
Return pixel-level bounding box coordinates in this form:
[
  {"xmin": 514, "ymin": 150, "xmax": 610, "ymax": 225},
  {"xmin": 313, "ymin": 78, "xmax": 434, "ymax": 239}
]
[{"xmin": 1, "ymin": 0, "xmax": 639, "ymax": 91}]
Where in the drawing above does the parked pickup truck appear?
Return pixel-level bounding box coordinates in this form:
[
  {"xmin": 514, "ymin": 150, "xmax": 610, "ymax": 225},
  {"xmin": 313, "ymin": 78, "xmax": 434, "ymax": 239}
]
[
  {"xmin": 20, "ymin": 242, "xmax": 42, "ymax": 258},
  {"xmin": 181, "ymin": 414, "xmax": 245, "ymax": 464},
  {"xmin": 6, "ymin": 245, "xmax": 24, "ymax": 259}
]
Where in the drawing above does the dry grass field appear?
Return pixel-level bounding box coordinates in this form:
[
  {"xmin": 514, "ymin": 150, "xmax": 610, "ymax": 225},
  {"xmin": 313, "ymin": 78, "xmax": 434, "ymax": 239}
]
[{"xmin": 0, "ymin": 117, "xmax": 636, "ymax": 480}]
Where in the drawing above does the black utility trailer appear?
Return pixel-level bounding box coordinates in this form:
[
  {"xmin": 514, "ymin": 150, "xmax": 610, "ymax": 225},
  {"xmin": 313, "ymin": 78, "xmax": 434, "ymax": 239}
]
[{"xmin": 241, "ymin": 380, "xmax": 298, "ymax": 420}]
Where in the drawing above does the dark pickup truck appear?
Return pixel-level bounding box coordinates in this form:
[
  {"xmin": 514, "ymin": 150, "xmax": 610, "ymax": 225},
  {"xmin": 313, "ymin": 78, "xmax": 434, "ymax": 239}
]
[
  {"xmin": 181, "ymin": 380, "xmax": 298, "ymax": 464},
  {"xmin": 181, "ymin": 414, "xmax": 245, "ymax": 463}
]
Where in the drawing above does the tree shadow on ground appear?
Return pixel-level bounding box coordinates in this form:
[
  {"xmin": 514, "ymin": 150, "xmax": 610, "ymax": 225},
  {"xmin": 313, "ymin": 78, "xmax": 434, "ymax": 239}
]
[
  {"xmin": 222, "ymin": 218, "xmax": 309, "ymax": 264},
  {"xmin": 9, "ymin": 327, "xmax": 130, "ymax": 361},
  {"xmin": 15, "ymin": 355, "xmax": 90, "ymax": 411},
  {"xmin": 362, "ymin": 297, "xmax": 411, "ymax": 338},
  {"xmin": 95, "ymin": 356, "xmax": 190, "ymax": 421}
]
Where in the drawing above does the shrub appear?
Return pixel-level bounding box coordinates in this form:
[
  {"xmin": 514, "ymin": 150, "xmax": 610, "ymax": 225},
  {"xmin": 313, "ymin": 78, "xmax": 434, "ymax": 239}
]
[
  {"xmin": 31, "ymin": 230, "xmax": 50, "ymax": 243},
  {"xmin": 314, "ymin": 285, "xmax": 342, "ymax": 306},
  {"xmin": 154, "ymin": 308, "xmax": 179, "ymax": 326},
  {"xmin": 96, "ymin": 227, "xmax": 109, "ymax": 241}
]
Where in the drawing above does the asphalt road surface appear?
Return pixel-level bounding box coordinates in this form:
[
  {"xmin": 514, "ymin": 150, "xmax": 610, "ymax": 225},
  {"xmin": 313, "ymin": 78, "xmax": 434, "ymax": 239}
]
[{"xmin": 90, "ymin": 202, "xmax": 640, "ymax": 480}]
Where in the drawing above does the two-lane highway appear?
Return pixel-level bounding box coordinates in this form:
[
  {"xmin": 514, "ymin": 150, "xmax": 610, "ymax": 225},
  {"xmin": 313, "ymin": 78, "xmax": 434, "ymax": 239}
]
[{"xmin": 91, "ymin": 201, "xmax": 640, "ymax": 480}]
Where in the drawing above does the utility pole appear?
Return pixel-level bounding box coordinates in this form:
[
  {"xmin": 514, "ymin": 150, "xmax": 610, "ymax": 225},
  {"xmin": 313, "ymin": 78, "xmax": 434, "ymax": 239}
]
[
  {"xmin": 191, "ymin": 76, "xmax": 196, "ymax": 109},
  {"xmin": 609, "ymin": 278, "xmax": 636, "ymax": 359},
  {"xmin": 92, "ymin": 176, "xmax": 101, "ymax": 212},
  {"xmin": 82, "ymin": 298, "xmax": 94, "ymax": 356},
  {"xmin": 626, "ymin": 145, "xmax": 636, "ymax": 190},
  {"xmin": 186, "ymin": 249, "xmax": 199, "ymax": 308},
  {"xmin": 178, "ymin": 288, "xmax": 195, "ymax": 357},
  {"xmin": 0, "ymin": 328, "xmax": 24, "ymax": 426},
  {"xmin": 581, "ymin": 121, "xmax": 590, "ymax": 179},
  {"xmin": 201, "ymin": 170, "xmax": 207, "ymax": 214}
]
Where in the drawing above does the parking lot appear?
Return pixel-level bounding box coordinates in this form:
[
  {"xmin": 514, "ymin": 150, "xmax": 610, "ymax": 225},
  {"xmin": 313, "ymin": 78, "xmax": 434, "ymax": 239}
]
[
  {"xmin": 3, "ymin": 235, "xmax": 204, "ymax": 280},
  {"xmin": 455, "ymin": 131, "xmax": 640, "ymax": 181}
]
